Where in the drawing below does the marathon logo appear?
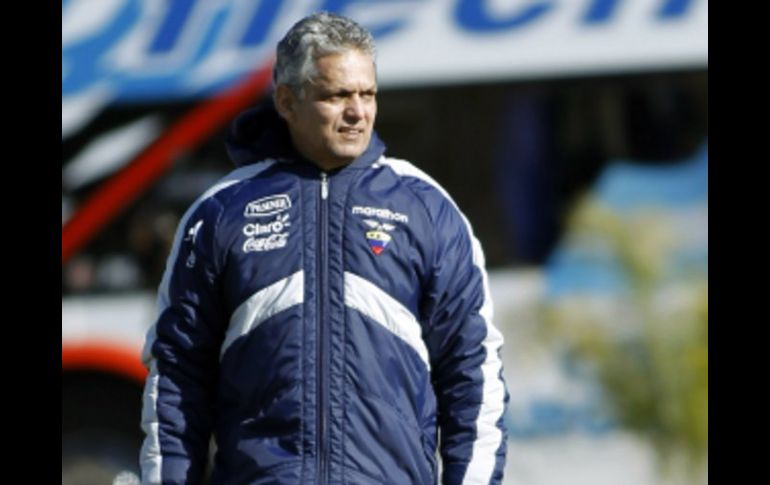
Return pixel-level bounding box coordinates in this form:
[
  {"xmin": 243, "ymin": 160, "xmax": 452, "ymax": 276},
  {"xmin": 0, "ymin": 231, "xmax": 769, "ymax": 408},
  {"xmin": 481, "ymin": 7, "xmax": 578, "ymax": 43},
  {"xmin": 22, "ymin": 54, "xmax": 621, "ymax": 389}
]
[
  {"xmin": 351, "ymin": 206, "xmax": 409, "ymax": 224},
  {"xmin": 245, "ymin": 194, "xmax": 291, "ymax": 218}
]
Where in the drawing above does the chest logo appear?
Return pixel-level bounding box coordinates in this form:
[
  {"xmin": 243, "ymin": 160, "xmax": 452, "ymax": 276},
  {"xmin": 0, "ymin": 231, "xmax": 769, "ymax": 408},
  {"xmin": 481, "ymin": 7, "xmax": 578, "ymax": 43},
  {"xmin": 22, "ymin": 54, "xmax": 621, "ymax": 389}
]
[
  {"xmin": 363, "ymin": 219, "xmax": 396, "ymax": 255},
  {"xmin": 244, "ymin": 194, "xmax": 291, "ymax": 217},
  {"xmin": 242, "ymin": 214, "xmax": 292, "ymax": 253}
]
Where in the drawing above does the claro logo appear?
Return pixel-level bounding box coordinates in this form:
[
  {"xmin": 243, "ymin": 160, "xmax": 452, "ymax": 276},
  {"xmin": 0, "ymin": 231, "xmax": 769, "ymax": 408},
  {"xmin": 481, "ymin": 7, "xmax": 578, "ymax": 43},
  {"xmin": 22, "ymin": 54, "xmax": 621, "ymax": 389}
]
[{"xmin": 244, "ymin": 194, "xmax": 291, "ymax": 217}]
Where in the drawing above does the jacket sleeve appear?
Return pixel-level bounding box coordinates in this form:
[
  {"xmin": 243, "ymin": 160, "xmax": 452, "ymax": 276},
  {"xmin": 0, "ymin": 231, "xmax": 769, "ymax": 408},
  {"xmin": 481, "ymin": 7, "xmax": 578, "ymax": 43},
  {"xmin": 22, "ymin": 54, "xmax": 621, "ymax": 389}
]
[
  {"xmin": 423, "ymin": 199, "xmax": 509, "ymax": 485},
  {"xmin": 140, "ymin": 198, "xmax": 226, "ymax": 484}
]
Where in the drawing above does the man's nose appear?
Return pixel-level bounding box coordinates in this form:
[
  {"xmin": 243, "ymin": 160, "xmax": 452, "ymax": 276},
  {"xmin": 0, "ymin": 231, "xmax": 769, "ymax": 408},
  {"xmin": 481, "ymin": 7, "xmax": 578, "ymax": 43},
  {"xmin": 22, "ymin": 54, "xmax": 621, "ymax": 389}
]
[{"xmin": 344, "ymin": 95, "xmax": 364, "ymax": 120}]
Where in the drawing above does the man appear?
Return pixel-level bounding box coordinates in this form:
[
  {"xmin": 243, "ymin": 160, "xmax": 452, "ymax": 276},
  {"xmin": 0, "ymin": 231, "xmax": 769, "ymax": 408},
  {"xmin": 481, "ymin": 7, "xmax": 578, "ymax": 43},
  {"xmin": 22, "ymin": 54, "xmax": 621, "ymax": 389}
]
[{"xmin": 140, "ymin": 12, "xmax": 508, "ymax": 485}]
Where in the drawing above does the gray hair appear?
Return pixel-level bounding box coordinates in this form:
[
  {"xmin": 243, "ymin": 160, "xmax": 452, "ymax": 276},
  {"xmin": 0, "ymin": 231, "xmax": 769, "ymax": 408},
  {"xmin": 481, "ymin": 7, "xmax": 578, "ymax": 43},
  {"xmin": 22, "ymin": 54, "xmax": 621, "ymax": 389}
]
[{"xmin": 273, "ymin": 12, "xmax": 376, "ymax": 97}]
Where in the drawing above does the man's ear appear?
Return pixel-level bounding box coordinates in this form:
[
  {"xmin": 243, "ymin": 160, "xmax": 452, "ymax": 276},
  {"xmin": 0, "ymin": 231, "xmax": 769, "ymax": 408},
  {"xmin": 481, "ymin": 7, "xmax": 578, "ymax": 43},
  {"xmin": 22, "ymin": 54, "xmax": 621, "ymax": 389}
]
[{"xmin": 274, "ymin": 84, "xmax": 296, "ymax": 122}]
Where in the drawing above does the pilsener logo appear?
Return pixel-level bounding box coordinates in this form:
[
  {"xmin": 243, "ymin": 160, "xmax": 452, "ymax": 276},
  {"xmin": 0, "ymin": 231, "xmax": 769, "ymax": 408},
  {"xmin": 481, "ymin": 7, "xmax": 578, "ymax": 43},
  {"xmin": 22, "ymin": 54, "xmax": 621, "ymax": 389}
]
[{"xmin": 245, "ymin": 194, "xmax": 291, "ymax": 218}]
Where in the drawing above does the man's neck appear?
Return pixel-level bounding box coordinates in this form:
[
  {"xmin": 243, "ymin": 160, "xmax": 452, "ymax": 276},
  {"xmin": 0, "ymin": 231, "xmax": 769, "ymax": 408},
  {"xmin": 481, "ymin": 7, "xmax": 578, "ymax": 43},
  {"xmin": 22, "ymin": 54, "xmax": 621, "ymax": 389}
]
[
  {"xmin": 313, "ymin": 158, "xmax": 353, "ymax": 172},
  {"xmin": 290, "ymin": 136, "xmax": 354, "ymax": 172}
]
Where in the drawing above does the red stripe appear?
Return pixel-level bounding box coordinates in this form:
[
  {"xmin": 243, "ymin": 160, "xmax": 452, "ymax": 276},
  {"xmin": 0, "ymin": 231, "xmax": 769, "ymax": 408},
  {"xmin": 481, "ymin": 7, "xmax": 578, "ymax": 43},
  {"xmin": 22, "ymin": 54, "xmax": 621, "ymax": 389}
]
[
  {"xmin": 62, "ymin": 61, "xmax": 274, "ymax": 264},
  {"xmin": 62, "ymin": 343, "xmax": 147, "ymax": 384}
]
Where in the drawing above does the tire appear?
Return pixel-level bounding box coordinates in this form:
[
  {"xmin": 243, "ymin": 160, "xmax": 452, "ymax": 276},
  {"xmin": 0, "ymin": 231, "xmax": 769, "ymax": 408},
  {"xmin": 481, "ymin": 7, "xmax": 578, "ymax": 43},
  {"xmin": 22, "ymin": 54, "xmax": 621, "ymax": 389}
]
[
  {"xmin": 62, "ymin": 428, "xmax": 141, "ymax": 485},
  {"xmin": 62, "ymin": 372, "xmax": 143, "ymax": 485}
]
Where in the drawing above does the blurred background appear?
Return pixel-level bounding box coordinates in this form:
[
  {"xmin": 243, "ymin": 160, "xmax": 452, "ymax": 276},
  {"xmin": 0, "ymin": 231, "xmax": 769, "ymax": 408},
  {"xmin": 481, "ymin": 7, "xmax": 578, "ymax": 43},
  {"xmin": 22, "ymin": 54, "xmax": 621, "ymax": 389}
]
[{"xmin": 62, "ymin": 1, "xmax": 707, "ymax": 484}]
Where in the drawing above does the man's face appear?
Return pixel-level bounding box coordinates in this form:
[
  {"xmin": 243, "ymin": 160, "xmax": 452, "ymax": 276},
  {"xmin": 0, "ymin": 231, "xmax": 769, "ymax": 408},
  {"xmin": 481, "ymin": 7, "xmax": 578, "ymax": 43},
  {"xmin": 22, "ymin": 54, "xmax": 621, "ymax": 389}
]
[{"xmin": 277, "ymin": 49, "xmax": 377, "ymax": 170}]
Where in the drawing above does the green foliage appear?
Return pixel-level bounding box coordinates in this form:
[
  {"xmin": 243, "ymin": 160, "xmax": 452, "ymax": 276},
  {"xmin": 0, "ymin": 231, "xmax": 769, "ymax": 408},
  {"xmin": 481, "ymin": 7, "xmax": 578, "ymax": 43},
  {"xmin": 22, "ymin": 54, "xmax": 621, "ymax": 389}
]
[{"xmin": 543, "ymin": 196, "xmax": 708, "ymax": 482}]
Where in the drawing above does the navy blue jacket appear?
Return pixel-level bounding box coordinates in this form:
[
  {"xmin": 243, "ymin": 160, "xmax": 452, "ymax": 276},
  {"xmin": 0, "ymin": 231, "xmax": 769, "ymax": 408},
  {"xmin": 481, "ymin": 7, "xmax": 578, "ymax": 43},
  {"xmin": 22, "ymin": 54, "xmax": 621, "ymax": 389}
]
[{"xmin": 140, "ymin": 101, "xmax": 508, "ymax": 484}]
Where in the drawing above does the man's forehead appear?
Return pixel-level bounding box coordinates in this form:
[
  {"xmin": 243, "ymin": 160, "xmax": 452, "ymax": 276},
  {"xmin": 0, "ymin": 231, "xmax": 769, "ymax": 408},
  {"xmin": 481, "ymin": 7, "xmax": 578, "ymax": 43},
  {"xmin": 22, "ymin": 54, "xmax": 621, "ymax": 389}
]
[{"xmin": 309, "ymin": 51, "xmax": 377, "ymax": 87}]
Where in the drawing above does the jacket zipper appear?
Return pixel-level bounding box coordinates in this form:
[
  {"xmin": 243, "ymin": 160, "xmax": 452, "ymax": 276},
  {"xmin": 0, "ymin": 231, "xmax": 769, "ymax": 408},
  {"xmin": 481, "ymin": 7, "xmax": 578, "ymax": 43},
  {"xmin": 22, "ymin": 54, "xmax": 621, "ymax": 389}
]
[{"xmin": 317, "ymin": 171, "xmax": 330, "ymax": 483}]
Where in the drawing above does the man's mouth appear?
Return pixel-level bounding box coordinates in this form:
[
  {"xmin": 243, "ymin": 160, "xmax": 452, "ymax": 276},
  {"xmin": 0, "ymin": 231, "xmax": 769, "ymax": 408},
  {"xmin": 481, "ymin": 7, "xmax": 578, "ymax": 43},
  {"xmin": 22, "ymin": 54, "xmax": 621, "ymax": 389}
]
[{"xmin": 339, "ymin": 127, "xmax": 363, "ymax": 139}]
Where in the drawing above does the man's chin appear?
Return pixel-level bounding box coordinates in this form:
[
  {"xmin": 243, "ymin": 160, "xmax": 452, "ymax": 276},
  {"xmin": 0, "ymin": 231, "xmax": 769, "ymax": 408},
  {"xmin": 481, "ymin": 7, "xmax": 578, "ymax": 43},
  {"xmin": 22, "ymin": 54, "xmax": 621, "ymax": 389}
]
[{"xmin": 332, "ymin": 145, "xmax": 367, "ymax": 162}]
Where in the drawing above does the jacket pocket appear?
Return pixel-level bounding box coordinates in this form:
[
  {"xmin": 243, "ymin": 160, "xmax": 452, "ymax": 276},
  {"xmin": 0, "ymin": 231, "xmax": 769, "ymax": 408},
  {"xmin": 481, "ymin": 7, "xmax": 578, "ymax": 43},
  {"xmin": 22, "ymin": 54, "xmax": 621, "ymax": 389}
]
[{"xmin": 346, "ymin": 388, "xmax": 436, "ymax": 484}]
